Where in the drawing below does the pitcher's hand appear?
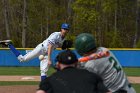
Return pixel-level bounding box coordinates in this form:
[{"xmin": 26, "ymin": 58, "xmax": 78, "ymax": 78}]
[{"xmin": 48, "ymin": 60, "xmax": 52, "ymax": 66}]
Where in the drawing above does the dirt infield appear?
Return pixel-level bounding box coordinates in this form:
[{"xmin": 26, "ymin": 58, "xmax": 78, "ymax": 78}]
[
  {"xmin": 0, "ymin": 76, "xmax": 40, "ymax": 81},
  {"xmin": 0, "ymin": 76, "xmax": 39, "ymax": 93},
  {"xmin": 0, "ymin": 76, "xmax": 139, "ymax": 93},
  {"xmin": 128, "ymin": 76, "xmax": 140, "ymax": 84},
  {"xmin": 0, "ymin": 85, "xmax": 38, "ymax": 93},
  {"xmin": 0, "ymin": 75, "xmax": 140, "ymax": 83}
]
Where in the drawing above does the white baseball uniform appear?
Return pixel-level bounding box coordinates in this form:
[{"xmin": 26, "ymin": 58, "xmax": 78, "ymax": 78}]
[
  {"xmin": 79, "ymin": 47, "xmax": 136, "ymax": 93},
  {"xmin": 18, "ymin": 32, "xmax": 65, "ymax": 77}
]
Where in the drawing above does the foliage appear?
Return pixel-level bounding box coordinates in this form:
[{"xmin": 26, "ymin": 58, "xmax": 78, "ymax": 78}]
[
  {"xmin": 109, "ymin": 31, "xmax": 124, "ymax": 48},
  {"xmin": 136, "ymin": 39, "xmax": 140, "ymax": 48},
  {"xmin": 0, "ymin": 0, "xmax": 140, "ymax": 48}
]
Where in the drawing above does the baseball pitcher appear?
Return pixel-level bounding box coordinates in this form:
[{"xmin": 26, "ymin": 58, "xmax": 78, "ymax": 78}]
[{"xmin": 0, "ymin": 23, "xmax": 70, "ymax": 81}]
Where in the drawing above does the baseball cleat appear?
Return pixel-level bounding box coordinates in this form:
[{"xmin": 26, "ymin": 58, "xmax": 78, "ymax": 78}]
[{"xmin": 0, "ymin": 40, "xmax": 12, "ymax": 46}]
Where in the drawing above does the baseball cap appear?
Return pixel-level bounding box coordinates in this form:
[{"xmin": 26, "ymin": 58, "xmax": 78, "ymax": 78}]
[
  {"xmin": 61, "ymin": 23, "xmax": 70, "ymax": 30},
  {"xmin": 56, "ymin": 50, "xmax": 78, "ymax": 65}
]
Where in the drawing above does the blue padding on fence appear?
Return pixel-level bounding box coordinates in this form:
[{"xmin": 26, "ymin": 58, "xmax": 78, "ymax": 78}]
[
  {"xmin": 0, "ymin": 50, "xmax": 40, "ymax": 66},
  {"xmin": 0, "ymin": 49, "xmax": 140, "ymax": 67},
  {"xmin": 111, "ymin": 50, "xmax": 140, "ymax": 67}
]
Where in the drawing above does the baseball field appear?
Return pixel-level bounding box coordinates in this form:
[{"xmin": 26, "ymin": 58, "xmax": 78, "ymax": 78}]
[{"xmin": 0, "ymin": 67, "xmax": 139, "ymax": 93}]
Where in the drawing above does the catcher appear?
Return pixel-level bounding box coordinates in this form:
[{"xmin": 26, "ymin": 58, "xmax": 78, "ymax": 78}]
[{"xmin": 74, "ymin": 33, "xmax": 136, "ymax": 93}]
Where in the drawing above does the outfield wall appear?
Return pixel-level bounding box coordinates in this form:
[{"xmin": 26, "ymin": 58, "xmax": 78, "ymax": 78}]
[{"xmin": 0, "ymin": 48, "xmax": 140, "ymax": 67}]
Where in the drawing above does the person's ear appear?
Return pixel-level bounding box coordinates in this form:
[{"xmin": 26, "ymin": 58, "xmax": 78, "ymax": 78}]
[{"xmin": 56, "ymin": 62, "xmax": 61, "ymax": 69}]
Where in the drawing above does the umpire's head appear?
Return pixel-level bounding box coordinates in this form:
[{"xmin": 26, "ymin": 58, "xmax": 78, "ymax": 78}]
[{"xmin": 56, "ymin": 50, "xmax": 78, "ymax": 70}]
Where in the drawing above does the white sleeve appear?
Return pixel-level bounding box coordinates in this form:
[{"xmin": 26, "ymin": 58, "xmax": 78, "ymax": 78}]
[{"xmin": 47, "ymin": 32, "xmax": 59, "ymax": 45}]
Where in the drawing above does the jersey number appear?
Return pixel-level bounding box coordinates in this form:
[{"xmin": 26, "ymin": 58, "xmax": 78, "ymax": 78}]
[{"xmin": 109, "ymin": 57, "xmax": 121, "ymax": 72}]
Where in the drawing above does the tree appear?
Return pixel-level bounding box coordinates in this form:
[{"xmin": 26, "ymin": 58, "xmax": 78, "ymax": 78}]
[
  {"xmin": 133, "ymin": 0, "xmax": 140, "ymax": 47},
  {"xmin": 2, "ymin": 0, "xmax": 10, "ymax": 39},
  {"xmin": 22, "ymin": 0, "xmax": 27, "ymax": 48}
]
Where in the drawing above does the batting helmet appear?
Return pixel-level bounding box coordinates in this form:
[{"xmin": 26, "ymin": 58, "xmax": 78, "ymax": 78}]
[
  {"xmin": 74, "ymin": 33, "xmax": 96, "ymax": 56},
  {"xmin": 61, "ymin": 23, "xmax": 70, "ymax": 30}
]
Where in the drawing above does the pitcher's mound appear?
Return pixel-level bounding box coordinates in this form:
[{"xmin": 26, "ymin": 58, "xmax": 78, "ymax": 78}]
[{"xmin": 21, "ymin": 77, "xmax": 35, "ymax": 80}]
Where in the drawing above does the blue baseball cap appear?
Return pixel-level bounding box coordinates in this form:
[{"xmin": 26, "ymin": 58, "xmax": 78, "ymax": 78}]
[{"xmin": 61, "ymin": 23, "xmax": 70, "ymax": 30}]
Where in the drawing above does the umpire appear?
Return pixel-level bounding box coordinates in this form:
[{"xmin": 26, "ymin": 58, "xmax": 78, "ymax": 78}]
[{"xmin": 36, "ymin": 50, "xmax": 111, "ymax": 93}]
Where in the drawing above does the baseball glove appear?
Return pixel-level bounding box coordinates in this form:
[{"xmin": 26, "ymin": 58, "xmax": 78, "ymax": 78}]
[{"xmin": 61, "ymin": 40, "xmax": 73, "ymax": 50}]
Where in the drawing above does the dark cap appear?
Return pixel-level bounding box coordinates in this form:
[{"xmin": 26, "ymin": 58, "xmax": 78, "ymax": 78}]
[{"xmin": 56, "ymin": 50, "xmax": 78, "ymax": 65}]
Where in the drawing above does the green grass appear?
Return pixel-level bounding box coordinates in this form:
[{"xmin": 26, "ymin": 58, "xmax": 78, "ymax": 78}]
[
  {"xmin": 0, "ymin": 67, "xmax": 139, "ymax": 92},
  {"xmin": 122, "ymin": 67, "xmax": 140, "ymax": 92},
  {"xmin": 0, "ymin": 67, "xmax": 56, "ymax": 86},
  {"xmin": 133, "ymin": 84, "xmax": 140, "ymax": 93},
  {"xmin": 0, "ymin": 67, "xmax": 139, "ymax": 76},
  {"xmin": 123, "ymin": 67, "xmax": 140, "ymax": 76},
  {"xmin": 0, "ymin": 67, "xmax": 40, "ymax": 75},
  {"xmin": 0, "ymin": 67, "xmax": 56, "ymax": 76}
]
